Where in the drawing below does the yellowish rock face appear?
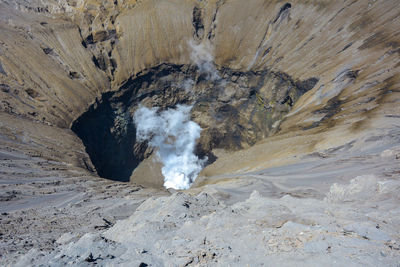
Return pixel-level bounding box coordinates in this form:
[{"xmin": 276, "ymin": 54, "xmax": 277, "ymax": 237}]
[{"xmin": 0, "ymin": 0, "xmax": 399, "ymax": 185}]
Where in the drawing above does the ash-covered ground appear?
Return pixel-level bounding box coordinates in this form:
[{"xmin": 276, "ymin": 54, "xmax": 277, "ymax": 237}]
[{"xmin": 2, "ymin": 126, "xmax": 400, "ymax": 266}]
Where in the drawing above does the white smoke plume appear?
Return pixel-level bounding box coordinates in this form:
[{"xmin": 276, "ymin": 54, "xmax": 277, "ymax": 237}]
[
  {"xmin": 188, "ymin": 40, "xmax": 220, "ymax": 81},
  {"xmin": 182, "ymin": 78, "xmax": 195, "ymax": 93},
  {"xmin": 133, "ymin": 105, "xmax": 206, "ymax": 190},
  {"xmin": 172, "ymin": 78, "xmax": 195, "ymax": 94}
]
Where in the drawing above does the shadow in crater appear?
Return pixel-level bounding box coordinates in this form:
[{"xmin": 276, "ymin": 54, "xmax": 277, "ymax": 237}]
[{"xmin": 71, "ymin": 94, "xmax": 141, "ymax": 182}]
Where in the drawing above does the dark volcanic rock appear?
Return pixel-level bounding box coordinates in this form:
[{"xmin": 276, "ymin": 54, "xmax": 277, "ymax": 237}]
[{"xmin": 72, "ymin": 63, "xmax": 317, "ymax": 182}]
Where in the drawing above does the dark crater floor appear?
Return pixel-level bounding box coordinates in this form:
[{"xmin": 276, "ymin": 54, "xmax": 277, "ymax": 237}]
[{"xmin": 71, "ymin": 63, "xmax": 318, "ymax": 182}]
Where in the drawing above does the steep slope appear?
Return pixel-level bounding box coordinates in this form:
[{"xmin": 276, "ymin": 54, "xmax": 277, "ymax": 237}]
[
  {"xmin": 0, "ymin": 0, "xmax": 398, "ymax": 180},
  {"xmin": 0, "ymin": 0, "xmax": 399, "ymax": 265}
]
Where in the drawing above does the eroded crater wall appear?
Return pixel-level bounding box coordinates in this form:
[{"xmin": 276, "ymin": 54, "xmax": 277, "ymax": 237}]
[
  {"xmin": 71, "ymin": 63, "xmax": 318, "ymax": 182},
  {"xmin": 0, "ymin": 0, "xmax": 398, "ymax": 181}
]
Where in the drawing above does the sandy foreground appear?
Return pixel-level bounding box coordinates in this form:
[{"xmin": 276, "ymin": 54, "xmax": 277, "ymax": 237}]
[{"xmin": 1, "ymin": 120, "xmax": 399, "ymax": 266}]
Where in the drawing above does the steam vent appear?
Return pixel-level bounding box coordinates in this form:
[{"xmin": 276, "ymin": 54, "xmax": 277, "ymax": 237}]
[{"xmin": 0, "ymin": 0, "xmax": 399, "ymax": 265}]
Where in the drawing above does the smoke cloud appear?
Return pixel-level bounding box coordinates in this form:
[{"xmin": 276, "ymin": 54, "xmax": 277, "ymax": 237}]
[
  {"xmin": 172, "ymin": 78, "xmax": 195, "ymax": 94},
  {"xmin": 133, "ymin": 105, "xmax": 206, "ymax": 190},
  {"xmin": 188, "ymin": 40, "xmax": 220, "ymax": 81},
  {"xmin": 132, "ymin": 41, "xmax": 223, "ymax": 189}
]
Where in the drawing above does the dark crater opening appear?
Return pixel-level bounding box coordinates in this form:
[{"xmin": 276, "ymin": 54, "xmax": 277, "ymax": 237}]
[{"xmin": 72, "ymin": 63, "xmax": 318, "ymax": 182}]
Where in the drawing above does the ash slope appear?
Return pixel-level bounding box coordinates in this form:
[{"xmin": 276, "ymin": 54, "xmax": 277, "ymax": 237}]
[
  {"xmin": 16, "ymin": 145, "xmax": 400, "ymax": 266},
  {"xmin": 0, "ymin": 0, "xmax": 399, "ymax": 266}
]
